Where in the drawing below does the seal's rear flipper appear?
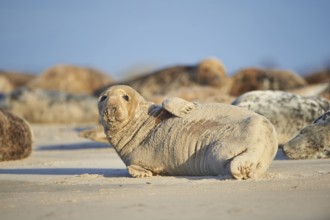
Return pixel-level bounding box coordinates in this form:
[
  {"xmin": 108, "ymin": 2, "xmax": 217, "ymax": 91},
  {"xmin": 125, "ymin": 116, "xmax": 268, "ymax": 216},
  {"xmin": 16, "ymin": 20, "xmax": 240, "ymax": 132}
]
[{"xmin": 162, "ymin": 97, "xmax": 196, "ymax": 117}]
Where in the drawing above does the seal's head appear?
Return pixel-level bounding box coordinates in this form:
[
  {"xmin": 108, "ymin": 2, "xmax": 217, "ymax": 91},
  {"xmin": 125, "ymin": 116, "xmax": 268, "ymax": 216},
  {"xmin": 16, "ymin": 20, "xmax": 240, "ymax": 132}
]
[
  {"xmin": 197, "ymin": 58, "xmax": 227, "ymax": 87},
  {"xmin": 98, "ymin": 85, "xmax": 146, "ymax": 130}
]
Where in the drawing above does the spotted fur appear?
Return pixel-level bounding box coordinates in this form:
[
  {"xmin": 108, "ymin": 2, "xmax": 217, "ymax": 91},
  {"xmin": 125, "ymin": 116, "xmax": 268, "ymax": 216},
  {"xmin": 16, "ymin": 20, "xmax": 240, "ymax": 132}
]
[
  {"xmin": 232, "ymin": 90, "xmax": 330, "ymax": 144},
  {"xmin": 283, "ymin": 110, "xmax": 330, "ymax": 159}
]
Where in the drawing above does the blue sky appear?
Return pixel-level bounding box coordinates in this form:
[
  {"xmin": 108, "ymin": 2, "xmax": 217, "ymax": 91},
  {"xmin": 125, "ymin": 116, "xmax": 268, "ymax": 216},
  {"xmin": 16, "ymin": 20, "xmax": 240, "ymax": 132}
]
[{"xmin": 1, "ymin": 0, "xmax": 330, "ymax": 79}]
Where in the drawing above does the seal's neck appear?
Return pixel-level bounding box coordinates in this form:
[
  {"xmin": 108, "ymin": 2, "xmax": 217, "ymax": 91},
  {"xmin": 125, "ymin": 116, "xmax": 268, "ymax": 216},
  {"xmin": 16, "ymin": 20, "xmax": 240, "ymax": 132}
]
[{"xmin": 106, "ymin": 103, "xmax": 172, "ymax": 165}]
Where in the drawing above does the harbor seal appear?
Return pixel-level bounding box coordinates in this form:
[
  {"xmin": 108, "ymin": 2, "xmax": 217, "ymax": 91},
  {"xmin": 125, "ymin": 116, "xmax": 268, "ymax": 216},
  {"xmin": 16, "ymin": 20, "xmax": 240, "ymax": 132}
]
[
  {"xmin": 98, "ymin": 85, "xmax": 278, "ymax": 179},
  {"xmin": 0, "ymin": 109, "xmax": 33, "ymax": 161},
  {"xmin": 282, "ymin": 110, "xmax": 330, "ymax": 159},
  {"xmin": 232, "ymin": 90, "xmax": 330, "ymax": 144}
]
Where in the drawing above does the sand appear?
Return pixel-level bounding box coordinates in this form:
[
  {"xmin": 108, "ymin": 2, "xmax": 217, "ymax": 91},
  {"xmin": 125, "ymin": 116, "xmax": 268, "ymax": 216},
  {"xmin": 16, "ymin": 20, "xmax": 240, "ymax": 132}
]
[{"xmin": 1, "ymin": 124, "xmax": 330, "ymax": 220}]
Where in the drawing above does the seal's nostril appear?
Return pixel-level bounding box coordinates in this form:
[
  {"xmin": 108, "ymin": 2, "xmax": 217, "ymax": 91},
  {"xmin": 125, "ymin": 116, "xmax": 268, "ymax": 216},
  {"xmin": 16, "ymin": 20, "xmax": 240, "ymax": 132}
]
[
  {"xmin": 111, "ymin": 107, "xmax": 117, "ymax": 113},
  {"xmin": 99, "ymin": 95, "xmax": 107, "ymax": 102}
]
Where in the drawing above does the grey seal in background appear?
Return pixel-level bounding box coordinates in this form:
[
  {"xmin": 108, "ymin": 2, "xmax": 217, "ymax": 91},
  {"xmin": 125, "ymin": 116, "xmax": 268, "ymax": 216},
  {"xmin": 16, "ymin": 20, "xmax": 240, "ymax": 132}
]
[{"xmin": 232, "ymin": 90, "xmax": 330, "ymax": 144}]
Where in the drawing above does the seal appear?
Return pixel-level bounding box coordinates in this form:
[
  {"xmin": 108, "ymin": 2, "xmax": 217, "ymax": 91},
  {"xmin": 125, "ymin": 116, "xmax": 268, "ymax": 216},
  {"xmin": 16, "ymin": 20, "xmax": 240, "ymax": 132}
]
[
  {"xmin": 79, "ymin": 125, "xmax": 109, "ymax": 144},
  {"xmin": 0, "ymin": 109, "xmax": 33, "ymax": 161},
  {"xmin": 27, "ymin": 65, "xmax": 112, "ymax": 95},
  {"xmin": 98, "ymin": 85, "xmax": 278, "ymax": 179},
  {"xmin": 94, "ymin": 58, "xmax": 229, "ymax": 100},
  {"xmin": 149, "ymin": 85, "xmax": 234, "ymax": 105},
  {"xmin": 229, "ymin": 67, "xmax": 307, "ymax": 96},
  {"xmin": 304, "ymin": 69, "xmax": 330, "ymax": 84},
  {"xmin": 0, "ymin": 75, "xmax": 13, "ymax": 93},
  {"xmin": 282, "ymin": 110, "xmax": 330, "ymax": 159},
  {"xmin": 0, "ymin": 71, "xmax": 35, "ymax": 88},
  {"xmin": 6, "ymin": 87, "xmax": 99, "ymax": 123},
  {"xmin": 288, "ymin": 83, "xmax": 329, "ymax": 98},
  {"xmin": 319, "ymin": 84, "xmax": 330, "ymax": 100},
  {"xmin": 232, "ymin": 90, "xmax": 330, "ymax": 144}
]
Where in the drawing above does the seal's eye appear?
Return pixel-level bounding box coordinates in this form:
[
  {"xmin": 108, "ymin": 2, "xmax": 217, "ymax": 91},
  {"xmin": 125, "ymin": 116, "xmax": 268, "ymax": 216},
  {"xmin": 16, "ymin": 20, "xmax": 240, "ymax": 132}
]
[
  {"xmin": 122, "ymin": 95, "xmax": 129, "ymax": 101},
  {"xmin": 99, "ymin": 95, "xmax": 107, "ymax": 102}
]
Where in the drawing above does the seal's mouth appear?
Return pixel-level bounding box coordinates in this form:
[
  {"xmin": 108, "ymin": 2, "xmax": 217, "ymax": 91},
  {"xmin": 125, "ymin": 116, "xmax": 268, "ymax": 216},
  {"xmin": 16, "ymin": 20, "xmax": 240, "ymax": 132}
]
[{"xmin": 101, "ymin": 107, "xmax": 117, "ymax": 124}]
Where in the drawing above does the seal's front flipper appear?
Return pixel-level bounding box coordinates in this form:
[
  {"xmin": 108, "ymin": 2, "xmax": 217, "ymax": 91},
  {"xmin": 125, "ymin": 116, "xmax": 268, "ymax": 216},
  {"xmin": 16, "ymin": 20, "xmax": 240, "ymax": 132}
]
[{"xmin": 162, "ymin": 97, "xmax": 196, "ymax": 117}]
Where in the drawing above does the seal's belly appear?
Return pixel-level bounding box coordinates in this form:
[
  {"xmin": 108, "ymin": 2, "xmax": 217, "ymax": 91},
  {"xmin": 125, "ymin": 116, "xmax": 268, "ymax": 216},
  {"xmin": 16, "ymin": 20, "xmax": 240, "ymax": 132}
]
[
  {"xmin": 137, "ymin": 104, "xmax": 257, "ymax": 176},
  {"xmin": 145, "ymin": 116, "xmax": 231, "ymax": 175}
]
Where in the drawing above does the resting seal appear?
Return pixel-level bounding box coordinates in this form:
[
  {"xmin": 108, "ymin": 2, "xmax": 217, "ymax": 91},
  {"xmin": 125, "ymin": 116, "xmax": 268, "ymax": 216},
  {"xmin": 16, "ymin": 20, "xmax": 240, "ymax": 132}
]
[
  {"xmin": 0, "ymin": 109, "xmax": 33, "ymax": 161},
  {"xmin": 229, "ymin": 67, "xmax": 307, "ymax": 96},
  {"xmin": 4, "ymin": 87, "xmax": 99, "ymax": 123},
  {"xmin": 94, "ymin": 58, "xmax": 229, "ymax": 100},
  {"xmin": 304, "ymin": 69, "xmax": 330, "ymax": 84},
  {"xmin": 0, "ymin": 76, "xmax": 13, "ymax": 93},
  {"xmin": 232, "ymin": 90, "xmax": 330, "ymax": 144},
  {"xmin": 282, "ymin": 110, "xmax": 330, "ymax": 159},
  {"xmin": 98, "ymin": 85, "xmax": 278, "ymax": 179},
  {"xmin": 27, "ymin": 65, "xmax": 112, "ymax": 95},
  {"xmin": 0, "ymin": 71, "xmax": 35, "ymax": 89}
]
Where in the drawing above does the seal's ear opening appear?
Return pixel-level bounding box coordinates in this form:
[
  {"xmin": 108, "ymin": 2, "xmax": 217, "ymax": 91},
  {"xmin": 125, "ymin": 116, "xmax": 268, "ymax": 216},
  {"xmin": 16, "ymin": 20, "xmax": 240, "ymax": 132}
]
[
  {"xmin": 122, "ymin": 95, "xmax": 129, "ymax": 102},
  {"xmin": 99, "ymin": 95, "xmax": 107, "ymax": 103}
]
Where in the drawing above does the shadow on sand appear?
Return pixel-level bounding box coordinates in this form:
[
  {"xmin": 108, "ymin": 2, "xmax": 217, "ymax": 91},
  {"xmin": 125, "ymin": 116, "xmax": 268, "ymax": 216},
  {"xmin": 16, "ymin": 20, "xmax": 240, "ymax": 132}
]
[
  {"xmin": 0, "ymin": 168, "xmax": 129, "ymax": 177},
  {"xmin": 36, "ymin": 142, "xmax": 111, "ymax": 151},
  {"xmin": 274, "ymin": 148, "xmax": 289, "ymax": 160}
]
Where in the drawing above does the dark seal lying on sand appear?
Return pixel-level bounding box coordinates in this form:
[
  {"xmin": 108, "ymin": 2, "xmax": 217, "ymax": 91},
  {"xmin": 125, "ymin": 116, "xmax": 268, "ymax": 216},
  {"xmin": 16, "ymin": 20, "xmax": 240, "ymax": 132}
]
[{"xmin": 0, "ymin": 109, "xmax": 33, "ymax": 161}]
